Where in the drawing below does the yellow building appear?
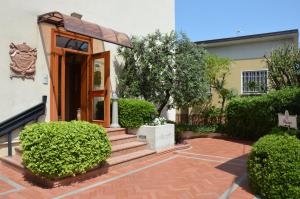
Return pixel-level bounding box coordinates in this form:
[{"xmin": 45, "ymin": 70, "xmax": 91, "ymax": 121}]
[{"xmin": 196, "ymin": 29, "xmax": 299, "ymax": 107}]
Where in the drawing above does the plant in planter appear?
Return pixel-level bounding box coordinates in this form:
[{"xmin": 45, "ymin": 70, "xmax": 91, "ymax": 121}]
[
  {"xmin": 146, "ymin": 117, "xmax": 167, "ymax": 126},
  {"xmin": 118, "ymin": 99, "xmax": 175, "ymax": 150},
  {"xmin": 134, "ymin": 117, "xmax": 175, "ymax": 151}
]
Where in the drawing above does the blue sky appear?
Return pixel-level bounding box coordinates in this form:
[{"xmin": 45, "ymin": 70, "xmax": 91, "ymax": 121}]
[{"xmin": 176, "ymin": 0, "xmax": 300, "ymax": 42}]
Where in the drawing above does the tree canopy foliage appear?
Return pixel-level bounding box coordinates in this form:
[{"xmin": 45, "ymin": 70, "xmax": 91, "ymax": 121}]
[
  {"xmin": 265, "ymin": 44, "xmax": 300, "ymax": 90},
  {"xmin": 206, "ymin": 54, "xmax": 236, "ymax": 113},
  {"xmin": 117, "ymin": 31, "xmax": 209, "ymax": 114}
]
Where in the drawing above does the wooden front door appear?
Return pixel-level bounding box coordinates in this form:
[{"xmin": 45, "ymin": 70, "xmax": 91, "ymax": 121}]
[
  {"xmin": 88, "ymin": 51, "xmax": 111, "ymax": 127},
  {"xmin": 50, "ymin": 29, "xmax": 91, "ymax": 121},
  {"xmin": 50, "ymin": 29, "xmax": 111, "ymax": 126},
  {"xmin": 51, "ymin": 51, "xmax": 88, "ymax": 121}
]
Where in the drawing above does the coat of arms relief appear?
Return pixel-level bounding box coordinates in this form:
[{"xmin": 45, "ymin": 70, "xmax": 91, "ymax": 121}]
[{"xmin": 9, "ymin": 42, "xmax": 37, "ymax": 79}]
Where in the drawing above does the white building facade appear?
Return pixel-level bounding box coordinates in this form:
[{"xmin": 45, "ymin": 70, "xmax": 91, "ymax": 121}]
[{"xmin": 0, "ymin": 0, "xmax": 175, "ymax": 123}]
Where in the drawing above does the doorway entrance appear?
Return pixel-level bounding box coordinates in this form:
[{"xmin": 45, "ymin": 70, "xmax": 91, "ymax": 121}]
[
  {"xmin": 50, "ymin": 29, "xmax": 111, "ymax": 127},
  {"xmin": 64, "ymin": 53, "xmax": 86, "ymax": 121}
]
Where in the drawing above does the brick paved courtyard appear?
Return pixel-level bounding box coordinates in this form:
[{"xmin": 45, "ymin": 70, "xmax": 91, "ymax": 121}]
[{"xmin": 0, "ymin": 138, "xmax": 253, "ymax": 199}]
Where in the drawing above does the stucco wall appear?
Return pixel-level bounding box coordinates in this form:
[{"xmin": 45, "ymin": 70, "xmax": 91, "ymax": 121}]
[
  {"xmin": 207, "ymin": 38, "xmax": 294, "ymax": 60},
  {"xmin": 210, "ymin": 58, "xmax": 267, "ymax": 107},
  {"xmin": 0, "ymin": 0, "xmax": 175, "ymax": 122},
  {"xmin": 206, "ymin": 38, "xmax": 295, "ymax": 108}
]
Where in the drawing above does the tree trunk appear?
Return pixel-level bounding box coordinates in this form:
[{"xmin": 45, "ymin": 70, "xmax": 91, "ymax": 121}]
[
  {"xmin": 158, "ymin": 90, "xmax": 171, "ymax": 115},
  {"xmin": 179, "ymin": 107, "xmax": 189, "ymax": 124},
  {"xmin": 219, "ymin": 95, "xmax": 226, "ymax": 124}
]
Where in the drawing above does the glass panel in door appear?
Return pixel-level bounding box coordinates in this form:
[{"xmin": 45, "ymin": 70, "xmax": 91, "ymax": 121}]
[
  {"xmin": 89, "ymin": 51, "xmax": 110, "ymax": 127},
  {"xmin": 93, "ymin": 58, "xmax": 105, "ymax": 90}
]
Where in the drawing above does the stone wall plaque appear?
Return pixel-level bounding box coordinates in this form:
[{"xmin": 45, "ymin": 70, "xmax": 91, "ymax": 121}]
[{"xmin": 9, "ymin": 42, "xmax": 37, "ymax": 79}]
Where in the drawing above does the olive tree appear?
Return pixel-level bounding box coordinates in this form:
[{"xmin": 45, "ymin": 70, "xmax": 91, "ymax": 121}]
[
  {"xmin": 206, "ymin": 54, "xmax": 236, "ymax": 114},
  {"xmin": 265, "ymin": 44, "xmax": 300, "ymax": 90},
  {"xmin": 117, "ymin": 31, "xmax": 209, "ymax": 115}
]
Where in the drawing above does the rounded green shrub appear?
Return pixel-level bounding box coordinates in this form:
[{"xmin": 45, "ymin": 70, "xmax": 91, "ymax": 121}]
[
  {"xmin": 247, "ymin": 134, "xmax": 300, "ymax": 199},
  {"xmin": 20, "ymin": 121, "xmax": 111, "ymax": 179},
  {"xmin": 119, "ymin": 98, "xmax": 158, "ymax": 128}
]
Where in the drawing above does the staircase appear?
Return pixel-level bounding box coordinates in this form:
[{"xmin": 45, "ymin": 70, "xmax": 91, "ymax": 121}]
[
  {"xmin": 106, "ymin": 128, "xmax": 156, "ymax": 166},
  {"xmin": 0, "ymin": 96, "xmax": 158, "ymax": 187},
  {"xmin": 0, "ymin": 128, "xmax": 156, "ymax": 174}
]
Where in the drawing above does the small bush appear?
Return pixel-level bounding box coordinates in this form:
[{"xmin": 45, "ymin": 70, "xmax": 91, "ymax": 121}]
[
  {"xmin": 175, "ymin": 129, "xmax": 184, "ymax": 144},
  {"xmin": 225, "ymin": 87, "xmax": 300, "ymax": 139},
  {"xmin": 247, "ymin": 134, "xmax": 300, "ymax": 199},
  {"xmin": 270, "ymin": 127, "xmax": 300, "ymax": 138},
  {"xmin": 176, "ymin": 124, "xmax": 217, "ymax": 133},
  {"xmin": 119, "ymin": 98, "xmax": 158, "ymax": 128},
  {"xmin": 20, "ymin": 121, "xmax": 111, "ymax": 179},
  {"xmin": 202, "ymin": 106, "xmax": 222, "ymax": 124},
  {"xmin": 175, "ymin": 124, "xmax": 217, "ymax": 144}
]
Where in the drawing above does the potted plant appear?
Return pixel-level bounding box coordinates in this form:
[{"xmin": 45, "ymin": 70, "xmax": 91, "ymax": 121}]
[{"xmin": 132, "ymin": 117, "xmax": 175, "ymax": 151}]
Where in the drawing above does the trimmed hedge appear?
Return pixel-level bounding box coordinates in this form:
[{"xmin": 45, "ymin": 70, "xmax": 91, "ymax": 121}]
[
  {"xmin": 175, "ymin": 124, "xmax": 217, "ymax": 144},
  {"xmin": 270, "ymin": 127, "xmax": 300, "ymax": 138},
  {"xmin": 247, "ymin": 134, "xmax": 300, "ymax": 199},
  {"xmin": 175, "ymin": 124, "xmax": 217, "ymax": 133},
  {"xmin": 119, "ymin": 98, "xmax": 158, "ymax": 128},
  {"xmin": 225, "ymin": 87, "xmax": 300, "ymax": 139},
  {"xmin": 20, "ymin": 121, "xmax": 111, "ymax": 179}
]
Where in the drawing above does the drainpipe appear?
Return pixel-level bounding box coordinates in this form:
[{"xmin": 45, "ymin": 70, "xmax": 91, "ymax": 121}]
[{"xmin": 110, "ymin": 92, "xmax": 120, "ymax": 128}]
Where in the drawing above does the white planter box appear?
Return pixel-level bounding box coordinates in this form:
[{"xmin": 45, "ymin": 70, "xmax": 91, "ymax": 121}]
[{"xmin": 129, "ymin": 124, "xmax": 175, "ymax": 151}]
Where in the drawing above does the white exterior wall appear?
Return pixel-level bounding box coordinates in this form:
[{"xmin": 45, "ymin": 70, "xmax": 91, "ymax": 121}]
[
  {"xmin": 0, "ymin": 0, "xmax": 175, "ymax": 122},
  {"xmin": 207, "ymin": 38, "xmax": 294, "ymax": 60}
]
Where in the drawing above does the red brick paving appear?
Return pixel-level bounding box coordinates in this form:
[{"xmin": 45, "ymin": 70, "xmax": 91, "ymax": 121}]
[
  {"xmin": 0, "ymin": 180, "xmax": 14, "ymax": 193},
  {"xmin": 229, "ymin": 177, "xmax": 253, "ymax": 199},
  {"xmin": 0, "ymin": 138, "xmax": 254, "ymax": 199},
  {"xmin": 185, "ymin": 138, "xmax": 252, "ymax": 159},
  {"xmin": 65, "ymin": 156, "xmax": 245, "ymax": 199}
]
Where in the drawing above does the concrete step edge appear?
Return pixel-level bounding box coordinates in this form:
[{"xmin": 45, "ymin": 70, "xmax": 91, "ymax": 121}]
[
  {"xmin": 109, "ymin": 134, "xmax": 136, "ymax": 141},
  {"xmin": 106, "ymin": 128, "xmax": 126, "ymax": 132},
  {"xmin": 0, "ymin": 156, "xmax": 24, "ymax": 171},
  {"xmin": 112, "ymin": 141, "xmax": 147, "ymax": 152},
  {"xmin": 107, "ymin": 149, "xmax": 155, "ymax": 166}
]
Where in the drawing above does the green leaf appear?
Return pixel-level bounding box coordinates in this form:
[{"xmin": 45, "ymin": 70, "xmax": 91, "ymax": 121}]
[{"xmin": 19, "ymin": 121, "xmax": 111, "ymax": 179}]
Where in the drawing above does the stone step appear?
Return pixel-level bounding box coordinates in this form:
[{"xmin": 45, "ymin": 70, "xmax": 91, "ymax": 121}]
[
  {"xmin": 107, "ymin": 149, "xmax": 155, "ymax": 167},
  {"xmin": 109, "ymin": 134, "xmax": 137, "ymax": 145},
  {"xmin": 15, "ymin": 134, "xmax": 140, "ymax": 156},
  {"xmin": 1, "ymin": 148, "xmax": 156, "ymax": 174},
  {"xmin": 1, "ymin": 148, "xmax": 157, "ymax": 188},
  {"xmin": 15, "ymin": 141, "xmax": 149, "ymax": 161},
  {"xmin": 0, "ymin": 149, "xmax": 156, "ymax": 179},
  {"xmin": 15, "ymin": 136, "xmax": 144, "ymax": 158},
  {"xmin": 0, "ymin": 140, "xmax": 21, "ymax": 157},
  {"xmin": 14, "ymin": 134, "xmax": 140, "ymax": 155},
  {"xmin": 15, "ymin": 146, "xmax": 22, "ymax": 156},
  {"xmin": 0, "ymin": 155, "xmax": 24, "ymax": 173},
  {"xmin": 106, "ymin": 128, "xmax": 127, "ymax": 136},
  {"xmin": 111, "ymin": 141, "xmax": 148, "ymax": 157}
]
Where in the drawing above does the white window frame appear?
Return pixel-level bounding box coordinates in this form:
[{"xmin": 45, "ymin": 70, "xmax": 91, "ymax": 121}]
[{"xmin": 240, "ymin": 69, "xmax": 268, "ymax": 95}]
